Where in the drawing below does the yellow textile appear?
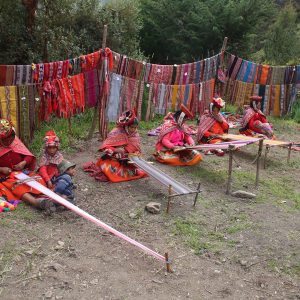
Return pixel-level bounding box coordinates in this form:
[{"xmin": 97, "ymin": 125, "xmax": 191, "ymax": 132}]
[
  {"xmin": 171, "ymin": 85, "xmax": 179, "ymax": 110},
  {"xmin": 273, "ymin": 85, "xmax": 281, "ymax": 117},
  {"xmin": 0, "ymin": 86, "xmax": 19, "ymax": 135}
]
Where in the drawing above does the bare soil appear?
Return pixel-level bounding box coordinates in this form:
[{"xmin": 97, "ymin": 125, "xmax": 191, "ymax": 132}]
[{"xmin": 1, "ymin": 128, "xmax": 300, "ymax": 300}]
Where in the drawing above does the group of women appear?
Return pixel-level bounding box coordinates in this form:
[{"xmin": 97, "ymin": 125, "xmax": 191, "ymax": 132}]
[{"xmin": 0, "ymin": 94, "xmax": 274, "ymax": 212}]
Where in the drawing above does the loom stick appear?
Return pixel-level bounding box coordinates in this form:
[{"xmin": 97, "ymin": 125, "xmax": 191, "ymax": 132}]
[
  {"xmin": 14, "ymin": 172, "xmax": 166, "ymax": 264},
  {"xmin": 87, "ymin": 24, "xmax": 108, "ymax": 140},
  {"xmin": 226, "ymin": 145, "xmax": 235, "ymax": 195},
  {"xmin": 255, "ymin": 139, "xmax": 263, "ymax": 187}
]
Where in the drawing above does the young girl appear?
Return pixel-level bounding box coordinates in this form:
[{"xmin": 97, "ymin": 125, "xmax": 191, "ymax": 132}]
[{"xmin": 38, "ymin": 131, "xmax": 63, "ymax": 189}]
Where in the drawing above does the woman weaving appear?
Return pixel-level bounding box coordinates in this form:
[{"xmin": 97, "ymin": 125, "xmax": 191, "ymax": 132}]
[
  {"xmin": 95, "ymin": 109, "xmax": 148, "ymax": 182},
  {"xmin": 0, "ymin": 118, "xmax": 56, "ymax": 214}
]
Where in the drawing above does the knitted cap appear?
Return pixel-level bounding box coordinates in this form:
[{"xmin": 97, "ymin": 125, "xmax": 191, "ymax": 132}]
[
  {"xmin": 44, "ymin": 130, "xmax": 60, "ymax": 147},
  {"xmin": 0, "ymin": 119, "xmax": 15, "ymax": 139},
  {"xmin": 117, "ymin": 109, "xmax": 139, "ymax": 127},
  {"xmin": 58, "ymin": 159, "xmax": 76, "ymax": 174}
]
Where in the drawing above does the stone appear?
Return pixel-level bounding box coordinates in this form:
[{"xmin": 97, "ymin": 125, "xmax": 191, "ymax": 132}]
[
  {"xmin": 231, "ymin": 190, "xmax": 256, "ymax": 199},
  {"xmin": 45, "ymin": 290, "xmax": 53, "ymax": 299},
  {"xmin": 145, "ymin": 202, "xmax": 161, "ymax": 214}
]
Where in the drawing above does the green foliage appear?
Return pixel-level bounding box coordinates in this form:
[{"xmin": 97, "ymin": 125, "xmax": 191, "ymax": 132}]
[
  {"xmin": 290, "ymin": 99, "xmax": 300, "ymax": 123},
  {"xmin": 265, "ymin": 2, "xmax": 300, "ymax": 64}
]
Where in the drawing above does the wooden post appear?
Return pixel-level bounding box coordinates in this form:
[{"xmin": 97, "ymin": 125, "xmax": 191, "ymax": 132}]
[
  {"xmin": 255, "ymin": 139, "xmax": 263, "ymax": 188},
  {"xmin": 263, "ymin": 144, "xmax": 270, "ymax": 169},
  {"xmin": 166, "ymin": 185, "xmax": 172, "ymax": 214},
  {"xmin": 87, "ymin": 25, "xmax": 108, "ymax": 140},
  {"xmin": 226, "ymin": 145, "xmax": 235, "ymax": 195},
  {"xmin": 193, "ymin": 182, "xmax": 201, "ymax": 206},
  {"xmin": 221, "ymin": 37, "xmax": 228, "ymax": 54},
  {"xmin": 165, "ymin": 252, "xmax": 172, "ymax": 273},
  {"xmin": 287, "ymin": 143, "xmax": 292, "ymax": 163}
]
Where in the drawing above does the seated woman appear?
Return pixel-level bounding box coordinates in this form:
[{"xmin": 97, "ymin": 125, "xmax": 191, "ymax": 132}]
[
  {"xmin": 154, "ymin": 104, "xmax": 202, "ymax": 166},
  {"xmin": 0, "ymin": 119, "xmax": 56, "ymax": 214},
  {"xmin": 95, "ymin": 110, "xmax": 148, "ymax": 182},
  {"xmin": 197, "ymin": 97, "xmax": 229, "ymax": 155},
  {"xmin": 239, "ymin": 95, "xmax": 274, "ymax": 139}
]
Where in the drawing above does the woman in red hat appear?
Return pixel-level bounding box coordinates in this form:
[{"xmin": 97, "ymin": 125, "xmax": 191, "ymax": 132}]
[
  {"xmin": 197, "ymin": 98, "xmax": 229, "ymax": 155},
  {"xmin": 95, "ymin": 110, "xmax": 148, "ymax": 182},
  {"xmin": 154, "ymin": 104, "xmax": 202, "ymax": 166},
  {"xmin": 239, "ymin": 96, "xmax": 274, "ymax": 138},
  {"xmin": 0, "ymin": 119, "xmax": 56, "ymax": 213}
]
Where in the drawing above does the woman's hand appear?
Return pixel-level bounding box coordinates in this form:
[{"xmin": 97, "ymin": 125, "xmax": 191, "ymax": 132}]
[
  {"xmin": 0, "ymin": 167, "xmax": 12, "ymax": 175},
  {"xmin": 13, "ymin": 161, "xmax": 27, "ymax": 171},
  {"xmin": 47, "ymin": 181, "xmax": 53, "ymax": 189}
]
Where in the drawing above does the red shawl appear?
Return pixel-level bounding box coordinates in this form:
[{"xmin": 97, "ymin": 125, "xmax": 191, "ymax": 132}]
[
  {"xmin": 0, "ymin": 137, "xmax": 36, "ymax": 170},
  {"xmin": 99, "ymin": 126, "xmax": 141, "ymax": 154},
  {"xmin": 197, "ymin": 110, "xmax": 227, "ymax": 141},
  {"xmin": 157, "ymin": 112, "xmax": 190, "ymax": 143}
]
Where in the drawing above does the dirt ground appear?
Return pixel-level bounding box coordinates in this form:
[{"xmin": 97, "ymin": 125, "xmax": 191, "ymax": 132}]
[{"xmin": 1, "ymin": 125, "xmax": 300, "ymax": 300}]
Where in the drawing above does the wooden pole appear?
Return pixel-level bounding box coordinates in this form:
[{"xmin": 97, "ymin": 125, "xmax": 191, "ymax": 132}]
[
  {"xmin": 287, "ymin": 143, "xmax": 292, "ymax": 163},
  {"xmin": 193, "ymin": 182, "xmax": 201, "ymax": 206},
  {"xmin": 87, "ymin": 25, "xmax": 108, "ymax": 140},
  {"xmin": 226, "ymin": 145, "xmax": 235, "ymax": 195},
  {"xmin": 165, "ymin": 252, "xmax": 173, "ymax": 273},
  {"xmin": 166, "ymin": 185, "xmax": 172, "ymax": 214},
  {"xmin": 255, "ymin": 139, "xmax": 264, "ymax": 188},
  {"xmin": 263, "ymin": 144, "xmax": 270, "ymax": 169}
]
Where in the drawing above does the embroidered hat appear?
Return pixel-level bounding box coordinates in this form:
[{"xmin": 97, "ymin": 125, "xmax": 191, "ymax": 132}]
[
  {"xmin": 0, "ymin": 119, "xmax": 15, "ymax": 139},
  {"xmin": 180, "ymin": 104, "xmax": 194, "ymax": 119},
  {"xmin": 212, "ymin": 97, "xmax": 225, "ymax": 108},
  {"xmin": 58, "ymin": 159, "xmax": 76, "ymax": 174},
  {"xmin": 44, "ymin": 130, "xmax": 60, "ymax": 147},
  {"xmin": 117, "ymin": 109, "xmax": 139, "ymax": 127},
  {"xmin": 249, "ymin": 95, "xmax": 262, "ymax": 102}
]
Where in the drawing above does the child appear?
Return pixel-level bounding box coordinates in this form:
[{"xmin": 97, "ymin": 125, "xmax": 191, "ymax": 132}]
[
  {"xmin": 38, "ymin": 131, "xmax": 63, "ymax": 189},
  {"xmin": 54, "ymin": 159, "xmax": 76, "ymax": 204}
]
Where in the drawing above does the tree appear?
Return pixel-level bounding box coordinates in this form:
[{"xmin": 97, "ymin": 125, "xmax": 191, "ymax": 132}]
[{"xmin": 264, "ymin": 2, "xmax": 300, "ymax": 64}]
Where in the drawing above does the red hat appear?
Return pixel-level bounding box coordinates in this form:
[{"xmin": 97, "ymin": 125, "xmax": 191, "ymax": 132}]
[
  {"xmin": 180, "ymin": 104, "xmax": 194, "ymax": 119},
  {"xmin": 212, "ymin": 97, "xmax": 225, "ymax": 108},
  {"xmin": 117, "ymin": 109, "xmax": 139, "ymax": 127},
  {"xmin": 44, "ymin": 130, "xmax": 60, "ymax": 147},
  {"xmin": 250, "ymin": 95, "xmax": 262, "ymax": 102},
  {"xmin": 0, "ymin": 119, "xmax": 14, "ymax": 139}
]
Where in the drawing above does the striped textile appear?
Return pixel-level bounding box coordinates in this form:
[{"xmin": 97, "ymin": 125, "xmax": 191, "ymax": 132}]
[
  {"xmin": 84, "ymin": 69, "xmax": 100, "ymax": 108},
  {"xmin": 0, "ymin": 65, "xmax": 16, "ymax": 86},
  {"xmin": 14, "ymin": 65, "xmax": 33, "ymax": 85}
]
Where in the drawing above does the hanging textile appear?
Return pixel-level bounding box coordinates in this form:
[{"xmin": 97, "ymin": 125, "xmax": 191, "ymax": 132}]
[
  {"xmin": 84, "ymin": 69, "xmax": 100, "ymax": 108},
  {"xmin": 236, "ymin": 60, "xmax": 257, "ymax": 83},
  {"xmin": 55, "ymin": 73, "xmax": 85, "ymax": 118},
  {"xmin": 69, "ymin": 57, "xmax": 81, "ymax": 76},
  {"xmin": 147, "ymin": 64, "xmax": 173, "ymax": 84},
  {"xmin": 107, "ymin": 73, "xmax": 122, "ymax": 122},
  {"xmin": 0, "ymin": 65, "xmax": 16, "ymax": 86},
  {"xmin": 0, "ymin": 86, "xmax": 19, "ymax": 134},
  {"xmin": 272, "ymin": 85, "xmax": 281, "ymax": 117},
  {"xmin": 124, "ymin": 59, "xmax": 145, "ymax": 81},
  {"xmin": 232, "ymin": 81, "xmax": 254, "ymax": 108},
  {"xmin": 14, "ymin": 65, "xmax": 33, "ymax": 85},
  {"xmin": 119, "ymin": 76, "xmax": 144, "ymax": 118},
  {"xmin": 226, "ymin": 55, "xmax": 243, "ymax": 80},
  {"xmin": 263, "ymin": 85, "xmax": 271, "ymax": 115},
  {"xmin": 198, "ymin": 79, "xmax": 215, "ymax": 114},
  {"xmin": 17, "ymin": 85, "xmax": 39, "ymax": 144}
]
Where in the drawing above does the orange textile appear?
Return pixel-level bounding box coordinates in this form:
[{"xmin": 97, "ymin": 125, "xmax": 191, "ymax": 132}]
[
  {"xmin": 96, "ymin": 157, "xmax": 148, "ymax": 183},
  {"xmin": 259, "ymin": 65, "xmax": 269, "ymax": 85},
  {"xmin": 0, "ymin": 172, "xmax": 46, "ymax": 200},
  {"xmin": 154, "ymin": 150, "xmax": 202, "ymax": 166}
]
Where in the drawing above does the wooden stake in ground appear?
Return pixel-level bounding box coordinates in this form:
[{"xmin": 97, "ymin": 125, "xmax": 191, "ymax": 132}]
[
  {"xmin": 165, "ymin": 252, "xmax": 173, "ymax": 273},
  {"xmin": 226, "ymin": 145, "xmax": 235, "ymax": 195},
  {"xmin": 193, "ymin": 182, "xmax": 201, "ymax": 206},
  {"xmin": 263, "ymin": 144, "xmax": 270, "ymax": 169},
  {"xmin": 87, "ymin": 25, "xmax": 108, "ymax": 140},
  {"xmin": 166, "ymin": 185, "xmax": 173, "ymax": 214},
  {"xmin": 255, "ymin": 139, "xmax": 264, "ymax": 188},
  {"xmin": 287, "ymin": 142, "xmax": 292, "ymax": 163}
]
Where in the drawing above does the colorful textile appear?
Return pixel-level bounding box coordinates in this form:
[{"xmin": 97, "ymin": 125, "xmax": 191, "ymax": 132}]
[
  {"xmin": 96, "ymin": 157, "xmax": 148, "ymax": 182},
  {"xmin": 154, "ymin": 149, "xmax": 202, "ymax": 166},
  {"xmin": 197, "ymin": 110, "xmax": 228, "ymax": 142},
  {"xmin": 55, "ymin": 73, "xmax": 85, "ymax": 118},
  {"xmin": 147, "ymin": 64, "xmax": 173, "ymax": 84},
  {"xmin": 99, "ymin": 126, "xmax": 141, "ymax": 154},
  {"xmin": 39, "ymin": 149, "xmax": 63, "ymax": 167}
]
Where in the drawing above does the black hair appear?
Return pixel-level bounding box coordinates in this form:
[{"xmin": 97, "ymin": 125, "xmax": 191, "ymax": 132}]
[{"xmin": 173, "ymin": 110, "xmax": 187, "ymax": 122}]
